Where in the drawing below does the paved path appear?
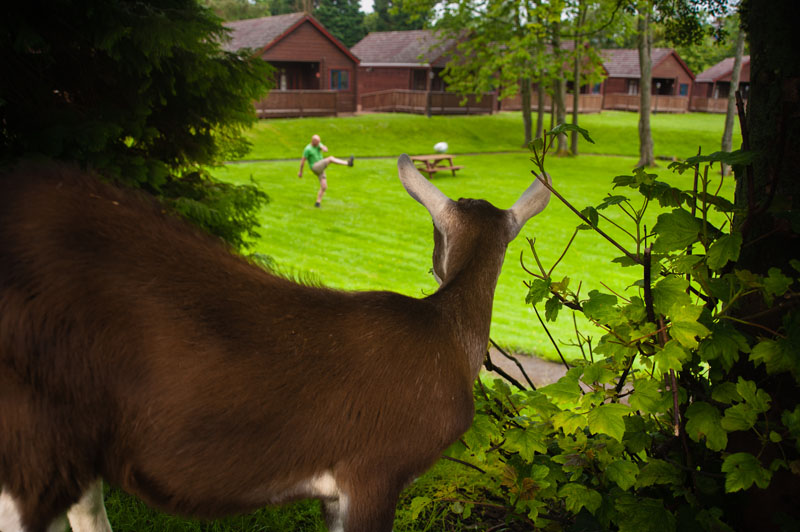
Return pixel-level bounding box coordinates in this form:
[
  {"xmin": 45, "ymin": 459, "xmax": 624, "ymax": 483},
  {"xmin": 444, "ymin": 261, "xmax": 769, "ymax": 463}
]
[{"xmin": 483, "ymin": 348, "xmax": 568, "ymax": 389}]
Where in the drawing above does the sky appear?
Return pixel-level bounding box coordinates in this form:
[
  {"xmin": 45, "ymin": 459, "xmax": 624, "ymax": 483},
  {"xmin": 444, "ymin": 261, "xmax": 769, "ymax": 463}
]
[{"xmin": 360, "ymin": 0, "xmax": 373, "ymax": 14}]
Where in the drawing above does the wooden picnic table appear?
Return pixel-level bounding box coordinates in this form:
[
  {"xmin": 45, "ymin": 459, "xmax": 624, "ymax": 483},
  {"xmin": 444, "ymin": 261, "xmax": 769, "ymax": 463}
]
[{"xmin": 409, "ymin": 154, "xmax": 463, "ymax": 179}]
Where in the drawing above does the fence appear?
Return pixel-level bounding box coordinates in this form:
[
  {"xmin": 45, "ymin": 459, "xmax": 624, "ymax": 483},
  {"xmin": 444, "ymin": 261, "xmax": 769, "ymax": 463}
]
[
  {"xmin": 689, "ymin": 96, "xmax": 731, "ymax": 113},
  {"xmin": 253, "ymin": 90, "xmax": 339, "ymax": 118},
  {"xmin": 602, "ymin": 93, "xmax": 690, "ymax": 113},
  {"xmin": 360, "ymin": 90, "xmax": 494, "ymax": 115},
  {"xmin": 499, "ymin": 93, "xmax": 603, "ymax": 113}
]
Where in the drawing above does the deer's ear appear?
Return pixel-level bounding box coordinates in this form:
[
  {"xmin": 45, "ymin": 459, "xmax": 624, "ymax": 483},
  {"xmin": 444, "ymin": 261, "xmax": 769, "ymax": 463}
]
[
  {"xmin": 507, "ymin": 172, "xmax": 551, "ymax": 241},
  {"xmin": 398, "ymin": 154, "xmax": 453, "ymax": 226}
]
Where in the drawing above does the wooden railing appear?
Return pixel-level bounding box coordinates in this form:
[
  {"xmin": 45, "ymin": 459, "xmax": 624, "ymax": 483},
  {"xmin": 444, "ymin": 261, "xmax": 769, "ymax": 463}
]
[
  {"xmin": 602, "ymin": 93, "xmax": 690, "ymax": 113},
  {"xmin": 689, "ymin": 96, "xmax": 730, "ymax": 113},
  {"xmin": 253, "ymin": 90, "xmax": 339, "ymax": 118},
  {"xmin": 500, "ymin": 93, "xmax": 603, "ymax": 113},
  {"xmin": 360, "ymin": 90, "xmax": 494, "ymax": 115}
]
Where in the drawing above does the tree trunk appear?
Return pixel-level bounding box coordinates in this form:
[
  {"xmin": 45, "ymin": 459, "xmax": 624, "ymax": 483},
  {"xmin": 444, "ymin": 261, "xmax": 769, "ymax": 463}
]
[
  {"xmin": 721, "ymin": 26, "xmax": 746, "ymax": 175},
  {"xmin": 552, "ymin": 21, "xmax": 568, "ymax": 155},
  {"xmin": 727, "ymin": 0, "xmax": 800, "ymax": 526},
  {"xmin": 571, "ymin": 0, "xmax": 586, "ymax": 156},
  {"xmin": 520, "ymin": 77, "xmax": 533, "ymax": 146},
  {"xmin": 637, "ymin": 5, "xmax": 655, "ymax": 167},
  {"xmin": 536, "ymin": 82, "xmax": 545, "ymax": 139}
]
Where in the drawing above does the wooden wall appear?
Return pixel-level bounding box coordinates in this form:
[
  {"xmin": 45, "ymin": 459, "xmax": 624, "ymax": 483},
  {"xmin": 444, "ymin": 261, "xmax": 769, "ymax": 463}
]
[
  {"xmin": 262, "ymin": 20, "xmax": 357, "ymax": 113},
  {"xmin": 357, "ymin": 67, "xmax": 413, "ymax": 95}
]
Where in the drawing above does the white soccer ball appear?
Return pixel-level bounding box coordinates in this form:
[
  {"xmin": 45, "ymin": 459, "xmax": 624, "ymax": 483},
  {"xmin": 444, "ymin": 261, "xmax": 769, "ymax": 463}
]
[{"xmin": 433, "ymin": 141, "xmax": 448, "ymax": 153}]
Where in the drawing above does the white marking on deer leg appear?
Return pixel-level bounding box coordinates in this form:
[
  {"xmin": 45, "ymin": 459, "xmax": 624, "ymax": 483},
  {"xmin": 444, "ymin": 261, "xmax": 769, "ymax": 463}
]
[
  {"xmin": 67, "ymin": 479, "xmax": 112, "ymax": 532},
  {"xmin": 0, "ymin": 487, "xmax": 26, "ymax": 532},
  {"xmin": 323, "ymin": 494, "xmax": 348, "ymax": 532}
]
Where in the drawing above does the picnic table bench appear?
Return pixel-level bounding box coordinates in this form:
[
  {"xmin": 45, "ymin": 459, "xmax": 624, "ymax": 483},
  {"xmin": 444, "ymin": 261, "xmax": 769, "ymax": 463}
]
[{"xmin": 410, "ymin": 154, "xmax": 463, "ymax": 179}]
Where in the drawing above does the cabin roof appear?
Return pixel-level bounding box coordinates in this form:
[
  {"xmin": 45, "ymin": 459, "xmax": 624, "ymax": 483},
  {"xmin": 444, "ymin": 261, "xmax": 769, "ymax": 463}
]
[
  {"xmin": 351, "ymin": 30, "xmax": 455, "ymax": 67},
  {"xmin": 601, "ymin": 48, "xmax": 694, "ymax": 79},
  {"xmin": 695, "ymin": 55, "xmax": 750, "ymax": 83}
]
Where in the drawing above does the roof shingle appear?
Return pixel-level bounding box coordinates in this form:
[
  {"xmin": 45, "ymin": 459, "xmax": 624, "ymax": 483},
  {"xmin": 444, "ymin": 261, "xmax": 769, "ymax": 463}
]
[
  {"xmin": 601, "ymin": 48, "xmax": 676, "ymax": 78},
  {"xmin": 695, "ymin": 56, "xmax": 750, "ymax": 83},
  {"xmin": 351, "ymin": 30, "xmax": 455, "ymax": 66},
  {"xmin": 221, "ymin": 12, "xmax": 306, "ymax": 53}
]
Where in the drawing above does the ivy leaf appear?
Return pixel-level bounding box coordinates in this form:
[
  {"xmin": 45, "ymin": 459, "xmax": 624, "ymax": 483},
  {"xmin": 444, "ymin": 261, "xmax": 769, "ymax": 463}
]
[
  {"xmin": 654, "ymin": 340, "xmax": 690, "ymax": 373},
  {"xmin": 652, "ymin": 209, "xmax": 702, "ymax": 253},
  {"xmin": 606, "ymin": 460, "xmax": 639, "ymax": 490},
  {"xmin": 635, "ymin": 459, "xmax": 682, "ymax": 488},
  {"xmin": 410, "ymin": 496, "xmax": 432, "ymax": 520},
  {"xmin": 721, "ymin": 453, "xmax": 772, "ymax": 492},
  {"xmin": 582, "ymin": 362, "xmax": 616, "ymax": 385},
  {"xmin": 505, "ymin": 427, "xmax": 547, "ymax": 461},
  {"xmin": 698, "ymin": 320, "xmax": 749, "ymax": 370},
  {"xmin": 668, "ymin": 303, "xmax": 711, "ymax": 348},
  {"xmin": 526, "ymin": 278, "xmax": 551, "ymax": 306},
  {"xmin": 582, "ymin": 290, "xmax": 619, "ymax": 323},
  {"xmin": 587, "ymin": 403, "xmax": 631, "ymax": 442},
  {"xmin": 763, "ymin": 267, "xmax": 793, "ymax": 297},
  {"xmin": 463, "ymin": 412, "xmax": 496, "ymax": 453},
  {"xmin": 558, "ymin": 483, "xmax": 602, "ymax": 514},
  {"xmin": 652, "ymin": 276, "xmax": 691, "ymax": 316},
  {"xmin": 736, "ymin": 378, "xmax": 771, "ymax": 413},
  {"xmin": 630, "ymin": 378, "xmax": 664, "ymax": 414},
  {"xmin": 707, "ymin": 233, "xmax": 742, "ymax": 271},
  {"xmin": 686, "ymin": 401, "xmax": 728, "ymax": 451}
]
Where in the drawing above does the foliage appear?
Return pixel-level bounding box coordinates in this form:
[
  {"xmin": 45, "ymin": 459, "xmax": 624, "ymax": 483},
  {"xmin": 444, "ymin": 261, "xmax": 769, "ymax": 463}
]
[
  {"xmin": 409, "ymin": 127, "xmax": 800, "ymax": 530},
  {"xmin": 0, "ymin": 0, "xmax": 272, "ymax": 248},
  {"xmin": 364, "ymin": 0, "xmax": 430, "ymax": 33},
  {"xmin": 314, "ymin": 0, "xmax": 367, "ymax": 47},
  {"xmin": 200, "ymin": 0, "xmax": 271, "ymax": 20}
]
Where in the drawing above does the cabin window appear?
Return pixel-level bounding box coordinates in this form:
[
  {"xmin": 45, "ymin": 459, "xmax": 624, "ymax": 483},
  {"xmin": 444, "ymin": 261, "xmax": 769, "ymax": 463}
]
[
  {"xmin": 627, "ymin": 79, "xmax": 639, "ymax": 95},
  {"xmin": 679, "ymin": 83, "xmax": 689, "ymax": 96},
  {"xmin": 592, "ymin": 83, "xmax": 602, "ymax": 94},
  {"xmin": 330, "ymin": 69, "xmax": 350, "ymax": 90}
]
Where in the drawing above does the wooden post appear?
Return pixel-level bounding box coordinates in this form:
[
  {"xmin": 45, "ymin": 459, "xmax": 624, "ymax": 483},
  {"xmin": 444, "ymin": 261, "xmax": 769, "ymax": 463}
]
[{"xmin": 425, "ymin": 67, "xmax": 432, "ymax": 118}]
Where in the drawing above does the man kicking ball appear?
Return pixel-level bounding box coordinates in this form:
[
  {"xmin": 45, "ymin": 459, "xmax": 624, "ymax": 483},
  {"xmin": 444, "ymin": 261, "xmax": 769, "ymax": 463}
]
[{"xmin": 298, "ymin": 134, "xmax": 354, "ymax": 207}]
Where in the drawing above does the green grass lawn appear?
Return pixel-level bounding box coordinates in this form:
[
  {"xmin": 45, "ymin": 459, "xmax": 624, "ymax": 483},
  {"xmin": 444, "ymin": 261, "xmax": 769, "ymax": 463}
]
[
  {"xmin": 102, "ymin": 110, "xmax": 737, "ymax": 531},
  {"xmin": 241, "ymin": 110, "xmax": 739, "ymax": 161}
]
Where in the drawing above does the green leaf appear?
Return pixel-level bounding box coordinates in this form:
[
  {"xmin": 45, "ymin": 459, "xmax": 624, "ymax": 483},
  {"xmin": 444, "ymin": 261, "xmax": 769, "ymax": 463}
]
[
  {"xmin": 630, "ymin": 379, "xmax": 664, "ymax": 414},
  {"xmin": 505, "ymin": 427, "xmax": 547, "ymax": 461},
  {"xmin": 652, "ymin": 209, "xmax": 702, "ymax": 253},
  {"xmin": 721, "ymin": 453, "xmax": 772, "ymax": 492},
  {"xmin": 410, "ymin": 496, "xmax": 432, "ymax": 520},
  {"xmin": 587, "ymin": 403, "xmax": 630, "ymax": 442},
  {"xmin": 558, "ymin": 483, "xmax": 602, "ymax": 514},
  {"xmin": 668, "ymin": 303, "xmax": 711, "ymax": 348},
  {"xmin": 582, "ymin": 290, "xmax": 619, "ymax": 323},
  {"xmin": 736, "ymin": 378, "xmax": 771, "ymax": 413},
  {"xmin": 652, "ymin": 276, "xmax": 691, "ymax": 316},
  {"xmin": 686, "ymin": 401, "xmax": 728, "ymax": 451},
  {"xmin": 606, "ymin": 460, "xmax": 639, "ymax": 490},
  {"xmin": 721, "ymin": 403, "xmax": 757, "ymax": 432},
  {"xmin": 763, "ymin": 267, "xmax": 793, "ymax": 297},
  {"xmin": 750, "ymin": 339, "xmax": 795, "ymax": 374},
  {"xmin": 707, "ymin": 233, "xmax": 742, "ymax": 271},
  {"xmin": 539, "ymin": 368, "xmax": 583, "ymax": 405},
  {"xmin": 615, "ymin": 496, "xmax": 677, "ymax": 532},
  {"xmin": 698, "ymin": 321, "xmax": 749, "ymax": 370},
  {"xmin": 552, "ymin": 410, "xmax": 588, "ymax": 434},
  {"xmin": 654, "ymin": 340, "xmax": 690, "ymax": 373},
  {"xmin": 526, "ymin": 278, "xmax": 551, "ymax": 306},
  {"xmin": 544, "ymin": 296, "xmax": 562, "ymax": 322},
  {"xmin": 548, "ymin": 123, "xmax": 595, "ymax": 144},
  {"xmin": 635, "ymin": 459, "xmax": 682, "ymax": 488},
  {"xmin": 671, "ymin": 254, "xmax": 704, "ymax": 274},
  {"xmin": 580, "ymin": 206, "xmax": 600, "ymax": 228},
  {"xmin": 582, "ymin": 362, "xmax": 616, "ymax": 385},
  {"xmin": 711, "ymin": 382, "xmax": 742, "ymax": 404}
]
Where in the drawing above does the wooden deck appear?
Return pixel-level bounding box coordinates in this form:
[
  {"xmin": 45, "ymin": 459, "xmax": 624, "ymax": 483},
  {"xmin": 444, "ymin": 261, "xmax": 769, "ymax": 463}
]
[
  {"xmin": 360, "ymin": 90, "xmax": 494, "ymax": 115},
  {"xmin": 254, "ymin": 90, "xmax": 339, "ymax": 118}
]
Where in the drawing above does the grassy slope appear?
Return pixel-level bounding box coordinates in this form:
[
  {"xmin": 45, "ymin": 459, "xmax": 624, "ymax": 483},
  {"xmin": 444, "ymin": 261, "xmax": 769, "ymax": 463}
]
[{"xmin": 242, "ymin": 110, "xmax": 737, "ymax": 161}]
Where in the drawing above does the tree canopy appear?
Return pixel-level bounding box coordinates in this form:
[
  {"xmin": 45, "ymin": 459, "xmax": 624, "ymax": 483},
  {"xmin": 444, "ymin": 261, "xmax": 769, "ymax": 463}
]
[{"xmin": 0, "ymin": 0, "xmax": 273, "ymax": 248}]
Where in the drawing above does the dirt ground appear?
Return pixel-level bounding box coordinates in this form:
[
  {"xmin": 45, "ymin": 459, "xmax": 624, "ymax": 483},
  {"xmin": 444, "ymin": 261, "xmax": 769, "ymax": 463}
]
[{"xmin": 482, "ymin": 348, "xmax": 568, "ymax": 388}]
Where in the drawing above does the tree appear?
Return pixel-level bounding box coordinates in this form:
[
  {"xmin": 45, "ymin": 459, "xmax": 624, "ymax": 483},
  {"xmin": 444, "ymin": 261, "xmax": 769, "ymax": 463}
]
[
  {"xmin": 636, "ymin": 1, "xmax": 655, "ymax": 166},
  {"xmin": 0, "ymin": 0, "xmax": 273, "ymax": 249},
  {"xmin": 200, "ymin": 0, "xmax": 271, "ymax": 20},
  {"xmin": 365, "ymin": 0, "xmax": 429, "ymax": 32},
  {"xmin": 720, "ymin": 22, "xmax": 745, "ymax": 175},
  {"xmin": 314, "ymin": 0, "xmax": 367, "ymax": 47}
]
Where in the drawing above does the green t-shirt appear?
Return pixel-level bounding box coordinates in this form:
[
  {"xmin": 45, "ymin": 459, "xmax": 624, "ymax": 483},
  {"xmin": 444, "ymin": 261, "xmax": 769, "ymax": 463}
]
[{"xmin": 303, "ymin": 144, "xmax": 324, "ymax": 167}]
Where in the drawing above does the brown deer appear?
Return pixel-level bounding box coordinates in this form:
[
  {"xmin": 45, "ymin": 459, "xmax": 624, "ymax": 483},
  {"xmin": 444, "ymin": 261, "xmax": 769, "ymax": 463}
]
[{"xmin": 0, "ymin": 155, "xmax": 550, "ymax": 532}]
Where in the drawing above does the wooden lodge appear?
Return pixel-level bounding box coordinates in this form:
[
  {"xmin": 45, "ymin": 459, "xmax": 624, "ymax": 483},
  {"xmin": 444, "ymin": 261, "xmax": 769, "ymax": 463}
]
[
  {"xmin": 691, "ymin": 56, "xmax": 750, "ymax": 113},
  {"xmin": 351, "ymin": 30, "xmax": 493, "ymax": 115},
  {"xmin": 600, "ymin": 48, "xmax": 695, "ymax": 113},
  {"xmin": 223, "ymin": 12, "xmax": 360, "ymax": 117}
]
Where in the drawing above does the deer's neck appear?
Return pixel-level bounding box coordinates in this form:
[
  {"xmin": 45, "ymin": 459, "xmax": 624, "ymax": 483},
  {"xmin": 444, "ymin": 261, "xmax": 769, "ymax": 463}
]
[{"xmin": 434, "ymin": 253, "xmax": 504, "ymax": 380}]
